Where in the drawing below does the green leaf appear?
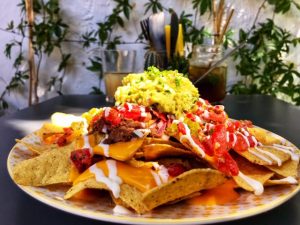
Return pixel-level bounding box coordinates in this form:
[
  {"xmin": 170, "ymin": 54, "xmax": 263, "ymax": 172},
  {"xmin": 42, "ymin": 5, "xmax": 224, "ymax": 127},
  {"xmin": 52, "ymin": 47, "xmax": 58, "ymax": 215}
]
[
  {"xmin": 87, "ymin": 57, "xmax": 103, "ymax": 72},
  {"xmin": 89, "ymin": 86, "xmax": 104, "ymax": 95},
  {"xmin": 58, "ymin": 53, "xmax": 71, "ymax": 72}
]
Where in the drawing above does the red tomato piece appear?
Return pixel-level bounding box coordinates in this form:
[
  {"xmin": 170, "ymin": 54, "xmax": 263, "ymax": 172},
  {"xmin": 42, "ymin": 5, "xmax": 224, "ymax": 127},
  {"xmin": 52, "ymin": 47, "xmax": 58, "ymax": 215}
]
[
  {"xmin": 186, "ymin": 113, "xmax": 196, "ymax": 122},
  {"xmin": 57, "ymin": 128, "xmax": 73, "ymax": 147},
  {"xmin": 212, "ymin": 124, "xmax": 227, "ymax": 155},
  {"xmin": 70, "ymin": 148, "xmax": 92, "ymax": 173},
  {"xmin": 152, "ymin": 110, "xmax": 167, "ymax": 122},
  {"xmin": 233, "ymin": 133, "xmax": 249, "ymax": 152},
  {"xmin": 208, "ymin": 111, "xmax": 227, "ymax": 123},
  {"xmin": 196, "ymin": 136, "xmax": 214, "ymax": 156},
  {"xmin": 214, "ymin": 151, "xmax": 239, "ymax": 176},
  {"xmin": 105, "ymin": 108, "xmax": 121, "ymax": 125},
  {"xmin": 167, "ymin": 163, "xmax": 186, "ymax": 177},
  {"xmin": 177, "ymin": 122, "xmax": 186, "ymax": 135}
]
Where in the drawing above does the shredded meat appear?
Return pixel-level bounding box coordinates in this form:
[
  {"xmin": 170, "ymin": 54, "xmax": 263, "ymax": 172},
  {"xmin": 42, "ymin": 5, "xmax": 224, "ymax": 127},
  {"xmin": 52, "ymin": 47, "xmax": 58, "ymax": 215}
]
[{"xmin": 91, "ymin": 118, "xmax": 143, "ymax": 144}]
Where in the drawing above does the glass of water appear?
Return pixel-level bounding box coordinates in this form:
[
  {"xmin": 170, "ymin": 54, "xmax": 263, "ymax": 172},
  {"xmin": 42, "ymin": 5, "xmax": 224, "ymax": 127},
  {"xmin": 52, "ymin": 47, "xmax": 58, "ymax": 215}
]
[{"xmin": 102, "ymin": 50, "xmax": 137, "ymax": 102}]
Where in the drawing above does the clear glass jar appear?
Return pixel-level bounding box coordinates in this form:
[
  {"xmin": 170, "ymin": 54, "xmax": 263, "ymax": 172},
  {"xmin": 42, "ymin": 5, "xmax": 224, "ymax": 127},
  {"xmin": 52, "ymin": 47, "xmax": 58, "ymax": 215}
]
[{"xmin": 189, "ymin": 44, "xmax": 227, "ymax": 102}]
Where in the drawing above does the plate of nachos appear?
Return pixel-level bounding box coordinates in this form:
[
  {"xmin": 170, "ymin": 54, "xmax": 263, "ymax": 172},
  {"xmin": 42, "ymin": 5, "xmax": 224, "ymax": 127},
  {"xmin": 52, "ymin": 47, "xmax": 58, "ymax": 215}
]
[{"xmin": 7, "ymin": 67, "xmax": 300, "ymax": 224}]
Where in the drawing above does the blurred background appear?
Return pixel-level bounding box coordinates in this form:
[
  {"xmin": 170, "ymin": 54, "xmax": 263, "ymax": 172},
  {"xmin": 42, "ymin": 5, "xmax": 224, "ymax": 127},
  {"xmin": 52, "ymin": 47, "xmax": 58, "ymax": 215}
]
[{"xmin": 0, "ymin": 0, "xmax": 300, "ymax": 114}]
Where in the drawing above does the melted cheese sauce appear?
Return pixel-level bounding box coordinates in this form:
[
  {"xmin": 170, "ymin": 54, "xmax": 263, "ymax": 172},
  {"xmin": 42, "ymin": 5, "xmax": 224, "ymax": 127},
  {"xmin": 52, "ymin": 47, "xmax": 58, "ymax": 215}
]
[
  {"xmin": 78, "ymin": 136, "xmax": 144, "ymax": 161},
  {"xmin": 74, "ymin": 160, "xmax": 165, "ymax": 193},
  {"xmin": 89, "ymin": 160, "xmax": 122, "ymax": 198},
  {"xmin": 187, "ymin": 180, "xmax": 239, "ymax": 206}
]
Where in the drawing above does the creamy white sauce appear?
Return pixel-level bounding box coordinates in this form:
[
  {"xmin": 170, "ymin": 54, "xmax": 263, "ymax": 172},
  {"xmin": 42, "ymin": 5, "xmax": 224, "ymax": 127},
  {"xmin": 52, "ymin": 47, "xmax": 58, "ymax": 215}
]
[
  {"xmin": 251, "ymin": 136, "xmax": 258, "ymax": 147},
  {"xmin": 104, "ymin": 107, "xmax": 111, "ymax": 117},
  {"xmin": 113, "ymin": 205, "xmax": 132, "ymax": 215},
  {"xmin": 157, "ymin": 165, "xmax": 169, "ymax": 183},
  {"xmin": 255, "ymin": 146, "xmax": 282, "ymax": 166},
  {"xmin": 237, "ymin": 171, "xmax": 264, "ymax": 195},
  {"xmin": 202, "ymin": 110, "xmax": 210, "ymax": 119},
  {"xmin": 226, "ymin": 131, "xmax": 230, "ymax": 143},
  {"xmin": 241, "ymin": 128, "xmax": 250, "ymax": 137},
  {"xmin": 249, "ymin": 149, "xmax": 272, "ymax": 165},
  {"xmin": 102, "ymin": 125, "xmax": 107, "ymax": 133},
  {"xmin": 265, "ymin": 144, "xmax": 300, "ymax": 161},
  {"xmin": 269, "ymin": 176, "xmax": 298, "ymax": 184},
  {"xmin": 150, "ymin": 164, "xmax": 169, "ymax": 186},
  {"xmin": 273, "ymin": 144, "xmax": 297, "ymax": 152},
  {"xmin": 232, "ymin": 133, "xmax": 237, "ymax": 147},
  {"xmin": 89, "ymin": 160, "xmax": 122, "ymax": 198},
  {"xmin": 98, "ymin": 143, "xmax": 110, "ymax": 157},
  {"xmin": 180, "ymin": 123, "xmax": 206, "ymax": 158},
  {"xmin": 133, "ymin": 129, "xmax": 150, "ymax": 138},
  {"xmin": 237, "ymin": 132, "xmax": 250, "ymax": 147},
  {"xmin": 126, "ymin": 103, "xmax": 133, "ymax": 111},
  {"xmin": 151, "ymin": 170, "xmax": 162, "ymax": 186}
]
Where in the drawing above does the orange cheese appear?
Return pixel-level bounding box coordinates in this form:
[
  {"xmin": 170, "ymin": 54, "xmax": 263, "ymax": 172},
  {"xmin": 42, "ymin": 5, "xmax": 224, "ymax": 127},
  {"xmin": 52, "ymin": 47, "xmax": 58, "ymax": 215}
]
[
  {"xmin": 74, "ymin": 160, "xmax": 158, "ymax": 192},
  {"xmin": 187, "ymin": 179, "xmax": 239, "ymax": 205},
  {"xmin": 93, "ymin": 138, "xmax": 144, "ymax": 161}
]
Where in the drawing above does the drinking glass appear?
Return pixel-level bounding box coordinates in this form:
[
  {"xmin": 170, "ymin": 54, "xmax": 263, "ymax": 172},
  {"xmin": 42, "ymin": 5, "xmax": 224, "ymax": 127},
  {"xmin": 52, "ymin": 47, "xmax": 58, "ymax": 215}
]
[
  {"xmin": 102, "ymin": 50, "xmax": 137, "ymax": 102},
  {"xmin": 189, "ymin": 44, "xmax": 227, "ymax": 103}
]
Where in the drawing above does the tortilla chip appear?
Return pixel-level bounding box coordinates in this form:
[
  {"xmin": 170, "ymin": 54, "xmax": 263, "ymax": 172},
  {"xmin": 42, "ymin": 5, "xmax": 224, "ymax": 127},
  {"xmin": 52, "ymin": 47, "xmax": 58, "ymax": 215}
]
[
  {"xmin": 236, "ymin": 146, "xmax": 290, "ymax": 166},
  {"xmin": 266, "ymin": 159, "xmax": 299, "ymax": 178},
  {"xmin": 13, "ymin": 145, "xmax": 74, "ymax": 186},
  {"xmin": 232, "ymin": 153, "xmax": 274, "ymax": 192},
  {"xmin": 65, "ymin": 168, "xmax": 226, "ymax": 214},
  {"xmin": 16, "ymin": 139, "xmax": 59, "ymax": 155},
  {"xmin": 142, "ymin": 144, "xmax": 194, "ymax": 160},
  {"xmin": 265, "ymin": 177, "xmax": 298, "ymax": 186},
  {"xmin": 143, "ymin": 138, "xmax": 186, "ymax": 149},
  {"xmin": 142, "ymin": 168, "xmax": 226, "ymax": 211},
  {"xmin": 248, "ymin": 127, "xmax": 281, "ymax": 145}
]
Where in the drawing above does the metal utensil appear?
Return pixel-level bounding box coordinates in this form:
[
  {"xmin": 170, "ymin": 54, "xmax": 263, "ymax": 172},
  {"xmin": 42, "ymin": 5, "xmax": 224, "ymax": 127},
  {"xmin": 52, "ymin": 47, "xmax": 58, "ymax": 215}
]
[{"xmin": 148, "ymin": 12, "xmax": 166, "ymax": 52}]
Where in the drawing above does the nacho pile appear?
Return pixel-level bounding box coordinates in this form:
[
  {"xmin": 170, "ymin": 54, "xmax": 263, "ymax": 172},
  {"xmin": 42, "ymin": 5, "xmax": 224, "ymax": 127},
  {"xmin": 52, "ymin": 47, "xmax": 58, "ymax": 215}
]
[{"xmin": 12, "ymin": 68, "xmax": 300, "ymax": 214}]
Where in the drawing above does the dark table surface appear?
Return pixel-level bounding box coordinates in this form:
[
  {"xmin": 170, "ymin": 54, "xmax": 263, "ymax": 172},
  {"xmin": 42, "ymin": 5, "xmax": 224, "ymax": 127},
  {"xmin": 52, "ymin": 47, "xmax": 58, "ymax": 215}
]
[{"xmin": 1, "ymin": 94, "xmax": 299, "ymax": 225}]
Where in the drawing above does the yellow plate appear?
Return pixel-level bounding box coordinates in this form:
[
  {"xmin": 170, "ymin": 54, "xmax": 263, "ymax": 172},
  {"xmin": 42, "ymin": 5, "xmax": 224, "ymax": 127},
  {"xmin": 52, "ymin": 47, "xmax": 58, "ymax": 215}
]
[{"xmin": 7, "ymin": 130, "xmax": 300, "ymax": 225}]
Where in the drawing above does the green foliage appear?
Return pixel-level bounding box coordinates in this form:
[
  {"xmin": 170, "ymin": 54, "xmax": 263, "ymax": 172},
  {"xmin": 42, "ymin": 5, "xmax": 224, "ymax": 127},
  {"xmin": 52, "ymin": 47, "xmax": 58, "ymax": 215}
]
[
  {"xmin": 83, "ymin": 0, "xmax": 133, "ymax": 95},
  {"xmin": 2, "ymin": 0, "xmax": 300, "ymax": 112},
  {"xmin": 231, "ymin": 19, "xmax": 300, "ymax": 105},
  {"xmin": 144, "ymin": 0, "xmax": 164, "ymax": 14},
  {"xmin": 2, "ymin": 0, "xmax": 71, "ymax": 110},
  {"xmin": 168, "ymin": 55, "xmax": 189, "ymax": 76},
  {"xmin": 192, "ymin": 0, "xmax": 212, "ymax": 15}
]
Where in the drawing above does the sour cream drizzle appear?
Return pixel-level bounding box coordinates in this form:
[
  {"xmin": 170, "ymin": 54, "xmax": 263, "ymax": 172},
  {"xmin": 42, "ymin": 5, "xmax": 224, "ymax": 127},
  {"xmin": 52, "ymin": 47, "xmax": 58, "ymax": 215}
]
[
  {"xmin": 264, "ymin": 144, "xmax": 300, "ymax": 161},
  {"xmin": 98, "ymin": 143, "xmax": 110, "ymax": 157},
  {"xmin": 248, "ymin": 149, "xmax": 272, "ymax": 165},
  {"xmin": 89, "ymin": 160, "xmax": 122, "ymax": 198},
  {"xmin": 255, "ymin": 146, "xmax": 282, "ymax": 166},
  {"xmin": 237, "ymin": 132, "xmax": 250, "ymax": 147},
  {"xmin": 269, "ymin": 176, "xmax": 298, "ymax": 185},
  {"xmin": 237, "ymin": 171, "xmax": 264, "ymax": 195},
  {"xmin": 173, "ymin": 120, "xmax": 206, "ymax": 158},
  {"xmin": 150, "ymin": 165, "xmax": 169, "ymax": 186}
]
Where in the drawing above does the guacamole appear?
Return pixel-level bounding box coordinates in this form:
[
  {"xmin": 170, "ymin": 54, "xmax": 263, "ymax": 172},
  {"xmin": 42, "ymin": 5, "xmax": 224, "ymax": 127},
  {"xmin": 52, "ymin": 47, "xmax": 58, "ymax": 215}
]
[{"xmin": 115, "ymin": 67, "xmax": 199, "ymax": 117}]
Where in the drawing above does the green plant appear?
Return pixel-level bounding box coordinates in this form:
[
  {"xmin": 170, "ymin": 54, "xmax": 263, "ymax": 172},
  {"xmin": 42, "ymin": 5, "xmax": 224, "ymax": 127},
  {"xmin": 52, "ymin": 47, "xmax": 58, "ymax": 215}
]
[
  {"xmin": 1, "ymin": 0, "xmax": 71, "ymax": 110},
  {"xmin": 2, "ymin": 0, "xmax": 300, "ymax": 112},
  {"xmin": 83, "ymin": 0, "xmax": 133, "ymax": 95},
  {"xmin": 231, "ymin": 1, "xmax": 300, "ymax": 105}
]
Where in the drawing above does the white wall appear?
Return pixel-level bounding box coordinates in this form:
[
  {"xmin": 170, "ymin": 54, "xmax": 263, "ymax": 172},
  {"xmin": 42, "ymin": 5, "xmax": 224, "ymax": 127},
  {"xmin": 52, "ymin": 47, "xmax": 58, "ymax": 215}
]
[{"xmin": 0, "ymin": 0, "xmax": 300, "ymax": 111}]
